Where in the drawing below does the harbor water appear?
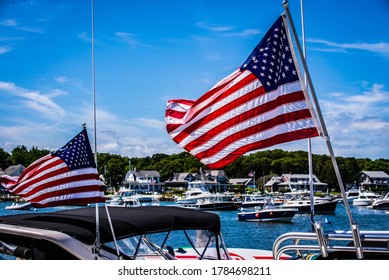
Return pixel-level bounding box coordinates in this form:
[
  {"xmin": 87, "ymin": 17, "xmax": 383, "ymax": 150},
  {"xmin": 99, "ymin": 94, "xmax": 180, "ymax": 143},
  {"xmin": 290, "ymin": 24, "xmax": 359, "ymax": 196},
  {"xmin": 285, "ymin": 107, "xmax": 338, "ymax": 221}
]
[{"xmin": 0, "ymin": 201, "xmax": 388, "ymax": 252}]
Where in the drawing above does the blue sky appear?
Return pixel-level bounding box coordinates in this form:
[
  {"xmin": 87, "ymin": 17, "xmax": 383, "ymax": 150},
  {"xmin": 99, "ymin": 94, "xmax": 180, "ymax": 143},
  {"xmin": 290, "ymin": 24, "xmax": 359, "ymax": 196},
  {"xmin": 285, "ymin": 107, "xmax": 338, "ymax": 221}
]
[{"xmin": 1, "ymin": 0, "xmax": 389, "ymax": 161}]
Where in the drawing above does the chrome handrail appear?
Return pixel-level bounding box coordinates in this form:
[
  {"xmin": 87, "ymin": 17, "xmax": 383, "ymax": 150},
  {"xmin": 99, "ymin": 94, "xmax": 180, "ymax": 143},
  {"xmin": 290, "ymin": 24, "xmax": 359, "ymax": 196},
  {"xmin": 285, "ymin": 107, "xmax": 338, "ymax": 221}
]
[{"xmin": 272, "ymin": 229, "xmax": 389, "ymax": 260}]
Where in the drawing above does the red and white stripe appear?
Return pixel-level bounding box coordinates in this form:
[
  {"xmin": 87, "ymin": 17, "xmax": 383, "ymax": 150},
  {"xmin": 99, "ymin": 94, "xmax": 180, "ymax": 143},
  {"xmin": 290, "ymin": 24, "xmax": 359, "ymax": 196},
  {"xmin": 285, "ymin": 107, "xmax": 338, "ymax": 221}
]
[
  {"xmin": 1, "ymin": 154, "xmax": 105, "ymax": 207},
  {"xmin": 166, "ymin": 69, "xmax": 319, "ymax": 169}
]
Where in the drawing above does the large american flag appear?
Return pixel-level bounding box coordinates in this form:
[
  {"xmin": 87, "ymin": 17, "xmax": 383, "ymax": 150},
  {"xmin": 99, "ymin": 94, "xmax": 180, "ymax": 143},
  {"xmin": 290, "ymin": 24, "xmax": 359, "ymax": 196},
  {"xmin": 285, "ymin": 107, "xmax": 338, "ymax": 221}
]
[
  {"xmin": 0, "ymin": 128, "xmax": 106, "ymax": 207},
  {"xmin": 166, "ymin": 15, "xmax": 321, "ymax": 169}
]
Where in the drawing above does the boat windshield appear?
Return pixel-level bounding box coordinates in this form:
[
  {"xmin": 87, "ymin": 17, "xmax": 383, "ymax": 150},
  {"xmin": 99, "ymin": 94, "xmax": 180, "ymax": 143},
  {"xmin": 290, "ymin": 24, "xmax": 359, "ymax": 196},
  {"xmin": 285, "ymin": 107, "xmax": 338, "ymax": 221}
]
[{"xmin": 103, "ymin": 229, "xmax": 230, "ymax": 260}]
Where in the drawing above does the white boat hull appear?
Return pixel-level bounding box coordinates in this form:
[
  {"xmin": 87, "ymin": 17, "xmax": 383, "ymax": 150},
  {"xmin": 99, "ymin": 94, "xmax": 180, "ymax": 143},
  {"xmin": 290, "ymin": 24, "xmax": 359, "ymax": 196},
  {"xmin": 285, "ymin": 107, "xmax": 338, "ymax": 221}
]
[{"xmin": 5, "ymin": 202, "xmax": 32, "ymax": 211}]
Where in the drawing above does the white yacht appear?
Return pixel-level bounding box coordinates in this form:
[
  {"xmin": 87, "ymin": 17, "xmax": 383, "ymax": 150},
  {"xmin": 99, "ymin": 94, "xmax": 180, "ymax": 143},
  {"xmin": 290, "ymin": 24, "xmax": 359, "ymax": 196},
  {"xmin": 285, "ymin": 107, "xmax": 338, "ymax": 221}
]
[
  {"xmin": 175, "ymin": 181, "xmax": 212, "ymax": 205},
  {"xmin": 175, "ymin": 181, "xmax": 234, "ymax": 205},
  {"xmin": 353, "ymin": 192, "xmax": 380, "ymax": 206},
  {"xmin": 369, "ymin": 192, "xmax": 389, "ymax": 210},
  {"xmin": 280, "ymin": 191, "xmax": 338, "ymax": 214},
  {"xmin": 345, "ymin": 188, "xmax": 361, "ymax": 203}
]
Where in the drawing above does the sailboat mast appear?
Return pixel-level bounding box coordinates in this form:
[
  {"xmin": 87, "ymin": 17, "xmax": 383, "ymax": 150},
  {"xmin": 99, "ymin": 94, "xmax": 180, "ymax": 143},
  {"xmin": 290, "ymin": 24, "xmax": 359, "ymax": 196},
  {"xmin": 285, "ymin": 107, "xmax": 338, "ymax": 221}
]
[{"xmin": 282, "ymin": 0, "xmax": 364, "ymax": 259}]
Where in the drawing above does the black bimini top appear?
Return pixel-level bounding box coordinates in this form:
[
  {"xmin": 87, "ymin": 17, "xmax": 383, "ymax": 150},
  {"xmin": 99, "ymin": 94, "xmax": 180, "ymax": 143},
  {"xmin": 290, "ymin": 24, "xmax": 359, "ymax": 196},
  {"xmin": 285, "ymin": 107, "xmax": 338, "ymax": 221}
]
[{"xmin": 0, "ymin": 206, "xmax": 221, "ymax": 245}]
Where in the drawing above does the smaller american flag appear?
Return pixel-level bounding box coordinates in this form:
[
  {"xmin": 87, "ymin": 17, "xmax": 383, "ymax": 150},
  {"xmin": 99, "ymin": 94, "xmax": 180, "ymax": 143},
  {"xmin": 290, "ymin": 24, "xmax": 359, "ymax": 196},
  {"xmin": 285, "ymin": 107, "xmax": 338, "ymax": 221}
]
[{"xmin": 0, "ymin": 128, "xmax": 105, "ymax": 207}]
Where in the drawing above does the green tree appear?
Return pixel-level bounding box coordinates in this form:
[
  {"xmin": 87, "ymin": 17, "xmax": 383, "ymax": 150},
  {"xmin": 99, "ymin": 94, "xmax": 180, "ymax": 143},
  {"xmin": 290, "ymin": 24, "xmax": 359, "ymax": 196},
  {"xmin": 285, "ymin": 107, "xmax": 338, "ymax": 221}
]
[
  {"xmin": 104, "ymin": 156, "xmax": 128, "ymax": 189},
  {"xmin": 10, "ymin": 145, "xmax": 29, "ymax": 166},
  {"xmin": 0, "ymin": 148, "xmax": 12, "ymax": 170}
]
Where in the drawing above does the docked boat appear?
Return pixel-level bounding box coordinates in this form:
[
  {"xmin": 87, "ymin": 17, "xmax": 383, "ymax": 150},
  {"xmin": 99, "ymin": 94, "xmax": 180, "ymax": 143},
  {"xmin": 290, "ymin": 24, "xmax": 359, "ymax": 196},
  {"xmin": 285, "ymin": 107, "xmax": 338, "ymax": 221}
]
[
  {"xmin": 4, "ymin": 202, "xmax": 32, "ymax": 211},
  {"xmin": 279, "ymin": 192, "xmax": 338, "ymax": 214},
  {"xmin": 352, "ymin": 192, "xmax": 379, "ymax": 206},
  {"xmin": 237, "ymin": 199, "xmax": 297, "ymax": 222},
  {"xmin": 240, "ymin": 194, "xmax": 283, "ymax": 208},
  {"xmin": 345, "ymin": 187, "xmax": 361, "ymax": 203},
  {"xmin": 239, "ymin": 194, "xmax": 267, "ymax": 208},
  {"xmin": 185, "ymin": 196, "xmax": 240, "ymax": 211},
  {"xmin": 175, "ymin": 180, "xmax": 234, "ymax": 205},
  {"xmin": 110, "ymin": 189, "xmax": 160, "ymax": 206},
  {"xmin": 368, "ymin": 192, "xmax": 389, "ymax": 210},
  {"xmin": 106, "ymin": 196, "xmax": 143, "ymax": 207},
  {"xmin": 175, "ymin": 185, "xmax": 212, "ymax": 205},
  {"xmin": 0, "ymin": 206, "xmax": 284, "ymax": 260}
]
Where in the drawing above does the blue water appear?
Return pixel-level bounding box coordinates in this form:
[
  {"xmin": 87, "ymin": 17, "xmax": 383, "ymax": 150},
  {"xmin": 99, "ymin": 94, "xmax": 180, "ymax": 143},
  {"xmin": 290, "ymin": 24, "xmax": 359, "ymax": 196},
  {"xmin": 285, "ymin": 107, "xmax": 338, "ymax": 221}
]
[{"xmin": 1, "ymin": 201, "xmax": 388, "ymax": 251}]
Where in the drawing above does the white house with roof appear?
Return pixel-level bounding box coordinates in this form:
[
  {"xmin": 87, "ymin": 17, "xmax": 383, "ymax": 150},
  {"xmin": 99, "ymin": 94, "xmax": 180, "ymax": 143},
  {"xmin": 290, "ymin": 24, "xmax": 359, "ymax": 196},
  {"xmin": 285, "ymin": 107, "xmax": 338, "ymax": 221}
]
[
  {"xmin": 0, "ymin": 164, "xmax": 26, "ymax": 195},
  {"xmin": 264, "ymin": 173, "xmax": 328, "ymax": 192},
  {"xmin": 164, "ymin": 169, "xmax": 231, "ymax": 192},
  {"xmin": 164, "ymin": 172, "xmax": 199, "ymax": 190},
  {"xmin": 264, "ymin": 176, "xmax": 282, "ymax": 192},
  {"xmin": 228, "ymin": 178, "xmax": 254, "ymax": 192},
  {"xmin": 359, "ymin": 171, "xmax": 389, "ymax": 190},
  {"xmin": 2, "ymin": 164, "xmax": 25, "ymax": 177},
  {"xmin": 121, "ymin": 169, "xmax": 163, "ymax": 193}
]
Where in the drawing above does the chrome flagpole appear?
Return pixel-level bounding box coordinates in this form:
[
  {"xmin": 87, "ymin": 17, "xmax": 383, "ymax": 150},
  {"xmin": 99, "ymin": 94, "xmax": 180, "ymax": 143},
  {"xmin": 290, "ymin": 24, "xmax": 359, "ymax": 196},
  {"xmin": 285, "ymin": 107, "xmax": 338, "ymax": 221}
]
[
  {"xmin": 90, "ymin": 0, "xmax": 120, "ymax": 259},
  {"xmin": 299, "ymin": 0, "xmax": 315, "ymax": 226},
  {"xmin": 282, "ymin": 0, "xmax": 364, "ymax": 259},
  {"xmin": 91, "ymin": 0, "xmax": 101, "ymax": 256}
]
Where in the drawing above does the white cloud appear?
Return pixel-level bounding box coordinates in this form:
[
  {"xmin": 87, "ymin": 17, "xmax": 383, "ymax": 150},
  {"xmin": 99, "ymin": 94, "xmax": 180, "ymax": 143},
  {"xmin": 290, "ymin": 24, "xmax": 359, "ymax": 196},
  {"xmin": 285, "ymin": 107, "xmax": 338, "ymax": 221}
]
[
  {"xmin": 115, "ymin": 32, "xmax": 151, "ymax": 49},
  {"xmin": 135, "ymin": 117, "xmax": 166, "ymax": 131},
  {"xmin": 308, "ymin": 38, "xmax": 389, "ymax": 59},
  {"xmin": 196, "ymin": 20, "xmax": 260, "ymax": 38},
  {"xmin": 78, "ymin": 32, "xmax": 91, "ymax": 43},
  {"xmin": 1, "ymin": 18, "xmax": 44, "ymax": 34},
  {"xmin": 0, "ymin": 46, "xmax": 11, "ymax": 54},
  {"xmin": 55, "ymin": 76, "xmax": 71, "ymax": 84},
  {"xmin": 0, "ymin": 90, "xmax": 180, "ymax": 158},
  {"xmin": 0, "ymin": 19, "xmax": 17, "ymax": 27},
  {"xmin": 318, "ymin": 83, "xmax": 389, "ymax": 159},
  {"xmin": 0, "ymin": 81, "xmax": 66, "ymax": 119},
  {"xmin": 324, "ymin": 83, "xmax": 389, "ymax": 121},
  {"xmin": 223, "ymin": 29, "xmax": 261, "ymax": 38},
  {"xmin": 196, "ymin": 20, "xmax": 235, "ymax": 32}
]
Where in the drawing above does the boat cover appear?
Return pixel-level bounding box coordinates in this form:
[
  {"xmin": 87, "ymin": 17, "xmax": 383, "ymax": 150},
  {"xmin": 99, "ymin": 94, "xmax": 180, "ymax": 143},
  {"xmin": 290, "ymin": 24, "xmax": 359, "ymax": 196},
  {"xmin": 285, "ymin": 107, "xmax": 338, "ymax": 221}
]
[{"xmin": 0, "ymin": 206, "xmax": 221, "ymax": 244}]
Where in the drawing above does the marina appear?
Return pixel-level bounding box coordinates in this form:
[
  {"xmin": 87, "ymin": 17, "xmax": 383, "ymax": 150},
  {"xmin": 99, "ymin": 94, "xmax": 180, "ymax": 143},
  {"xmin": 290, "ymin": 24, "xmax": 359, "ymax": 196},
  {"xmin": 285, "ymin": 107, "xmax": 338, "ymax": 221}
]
[
  {"xmin": 1, "ymin": 199, "xmax": 388, "ymax": 255},
  {"xmin": 1, "ymin": 0, "xmax": 389, "ymax": 263}
]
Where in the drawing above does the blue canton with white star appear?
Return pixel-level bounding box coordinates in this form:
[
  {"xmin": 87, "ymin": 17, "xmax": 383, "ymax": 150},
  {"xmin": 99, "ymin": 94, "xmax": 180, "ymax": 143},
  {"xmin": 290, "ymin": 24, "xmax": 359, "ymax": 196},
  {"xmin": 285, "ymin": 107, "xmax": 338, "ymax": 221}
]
[
  {"xmin": 52, "ymin": 129, "xmax": 96, "ymax": 170},
  {"xmin": 240, "ymin": 15, "xmax": 298, "ymax": 92}
]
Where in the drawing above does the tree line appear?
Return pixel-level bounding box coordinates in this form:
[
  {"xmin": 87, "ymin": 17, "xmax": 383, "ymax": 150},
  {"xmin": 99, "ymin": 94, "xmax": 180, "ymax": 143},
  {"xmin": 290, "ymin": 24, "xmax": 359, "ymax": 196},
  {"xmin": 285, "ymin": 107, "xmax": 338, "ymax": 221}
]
[{"xmin": 2, "ymin": 146, "xmax": 389, "ymax": 190}]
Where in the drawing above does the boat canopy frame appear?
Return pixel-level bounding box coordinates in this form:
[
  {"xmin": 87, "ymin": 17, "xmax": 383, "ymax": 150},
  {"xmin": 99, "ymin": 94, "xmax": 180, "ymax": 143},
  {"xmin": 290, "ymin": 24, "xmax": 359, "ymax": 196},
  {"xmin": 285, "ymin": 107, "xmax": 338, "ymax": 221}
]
[
  {"xmin": 0, "ymin": 206, "xmax": 221, "ymax": 245},
  {"xmin": 0, "ymin": 206, "xmax": 229, "ymax": 260}
]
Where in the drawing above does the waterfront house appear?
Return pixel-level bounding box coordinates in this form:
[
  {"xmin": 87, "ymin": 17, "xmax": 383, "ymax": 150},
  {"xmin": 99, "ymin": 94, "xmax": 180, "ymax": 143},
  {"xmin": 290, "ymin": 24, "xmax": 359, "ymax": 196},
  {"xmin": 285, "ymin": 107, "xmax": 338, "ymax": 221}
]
[
  {"xmin": 0, "ymin": 165, "xmax": 26, "ymax": 195},
  {"xmin": 3, "ymin": 164, "xmax": 25, "ymax": 177},
  {"xmin": 264, "ymin": 176, "xmax": 282, "ymax": 192},
  {"xmin": 164, "ymin": 169, "xmax": 231, "ymax": 193},
  {"xmin": 199, "ymin": 169, "xmax": 230, "ymax": 192},
  {"xmin": 229, "ymin": 178, "xmax": 253, "ymax": 192},
  {"xmin": 264, "ymin": 174, "xmax": 328, "ymax": 192},
  {"xmin": 122, "ymin": 169, "xmax": 163, "ymax": 193},
  {"xmin": 164, "ymin": 172, "xmax": 198, "ymax": 191},
  {"xmin": 359, "ymin": 171, "xmax": 389, "ymax": 191}
]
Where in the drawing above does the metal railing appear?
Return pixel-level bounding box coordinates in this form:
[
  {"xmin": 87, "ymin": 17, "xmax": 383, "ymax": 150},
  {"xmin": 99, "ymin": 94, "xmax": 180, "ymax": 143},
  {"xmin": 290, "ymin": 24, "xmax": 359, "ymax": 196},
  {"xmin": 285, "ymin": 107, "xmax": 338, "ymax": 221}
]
[{"xmin": 272, "ymin": 222, "xmax": 389, "ymax": 260}]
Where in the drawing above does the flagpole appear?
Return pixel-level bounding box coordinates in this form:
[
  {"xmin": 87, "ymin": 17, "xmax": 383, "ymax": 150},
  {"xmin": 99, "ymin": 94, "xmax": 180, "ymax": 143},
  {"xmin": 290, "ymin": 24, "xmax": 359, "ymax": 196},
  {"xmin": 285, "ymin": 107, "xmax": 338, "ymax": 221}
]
[
  {"xmin": 90, "ymin": 0, "xmax": 121, "ymax": 259},
  {"xmin": 91, "ymin": 0, "xmax": 101, "ymax": 256},
  {"xmin": 299, "ymin": 0, "xmax": 315, "ymax": 226},
  {"xmin": 282, "ymin": 0, "xmax": 364, "ymax": 259}
]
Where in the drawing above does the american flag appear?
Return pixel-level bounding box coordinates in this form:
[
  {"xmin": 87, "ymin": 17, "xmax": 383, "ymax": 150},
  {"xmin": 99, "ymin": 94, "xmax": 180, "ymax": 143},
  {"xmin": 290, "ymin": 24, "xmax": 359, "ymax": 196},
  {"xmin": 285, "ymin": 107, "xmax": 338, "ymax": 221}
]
[
  {"xmin": 0, "ymin": 128, "xmax": 106, "ymax": 207},
  {"xmin": 166, "ymin": 15, "xmax": 320, "ymax": 169}
]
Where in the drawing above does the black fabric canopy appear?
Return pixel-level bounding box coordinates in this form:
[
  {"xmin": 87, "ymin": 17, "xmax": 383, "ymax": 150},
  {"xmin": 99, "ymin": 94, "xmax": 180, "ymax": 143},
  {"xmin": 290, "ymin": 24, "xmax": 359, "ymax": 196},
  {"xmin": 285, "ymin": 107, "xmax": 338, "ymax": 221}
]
[{"xmin": 0, "ymin": 206, "xmax": 221, "ymax": 244}]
